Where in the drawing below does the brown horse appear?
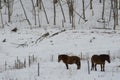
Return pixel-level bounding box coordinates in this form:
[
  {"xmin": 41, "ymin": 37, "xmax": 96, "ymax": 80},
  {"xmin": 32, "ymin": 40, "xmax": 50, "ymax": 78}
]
[
  {"xmin": 58, "ymin": 54, "xmax": 81, "ymax": 69},
  {"xmin": 91, "ymin": 54, "xmax": 110, "ymax": 71}
]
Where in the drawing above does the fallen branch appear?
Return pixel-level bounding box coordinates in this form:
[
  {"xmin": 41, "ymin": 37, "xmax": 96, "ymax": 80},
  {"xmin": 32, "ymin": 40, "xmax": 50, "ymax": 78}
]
[
  {"xmin": 49, "ymin": 29, "xmax": 66, "ymax": 38},
  {"xmin": 35, "ymin": 29, "xmax": 66, "ymax": 44},
  {"xmin": 11, "ymin": 42, "xmax": 28, "ymax": 48},
  {"xmin": 35, "ymin": 32, "xmax": 49, "ymax": 44}
]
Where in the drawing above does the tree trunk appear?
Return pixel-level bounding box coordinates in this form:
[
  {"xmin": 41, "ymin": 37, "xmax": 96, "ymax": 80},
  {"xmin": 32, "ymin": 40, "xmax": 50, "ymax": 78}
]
[
  {"xmin": 0, "ymin": 0, "xmax": 1, "ymax": 9},
  {"xmin": 109, "ymin": 0, "xmax": 113, "ymax": 21},
  {"xmin": 41, "ymin": 0, "xmax": 49, "ymax": 24},
  {"xmin": 116, "ymin": 0, "xmax": 118, "ymax": 25},
  {"xmin": 0, "ymin": 0, "xmax": 4, "ymax": 28},
  {"xmin": 102, "ymin": 0, "xmax": 105, "ymax": 20},
  {"xmin": 119, "ymin": 0, "xmax": 120, "ymax": 9},
  {"xmin": 8, "ymin": 0, "xmax": 11, "ymax": 22},
  {"xmin": 37, "ymin": 8, "xmax": 41, "ymax": 27},
  {"xmin": 20, "ymin": 0, "xmax": 31, "ymax": 25},
  {"xmin": 0, "ymin": 10, "xmax": 4, "ymax": 28},
  {"xmin": 31, "ymin": 0, "xmax": 37, "ymax": 25},
  {"xmin": 113, "ymin": 0, "xmax": 118, "ymax": 30},
  {"xmin": 58, "ymin": 0, "xmax": 66, "ymax": 22},
  {"xmin": 82, "ymin": 0, "xmax": 85, "ymax": 19},
  {"xmin": 36, "ymin": 0, "xmax": 42, "ymax": 9},
  {"xmin": 71, "ymin": 0, "xmax": 75, "ymax": 29},
  {"xmin": 90, "ymin": 0, "xmax": 93, "ymax": 9},
  {"xmin": 53, "ymin": 0, "xmax": 56, "ymax": 25},
  {"xmin": 7, "ymin": 0, "xmax": 14, "ymax": 23},
  {"xmin": 66, "ymin": 0, "xmax": 71, "ymax": 23}
]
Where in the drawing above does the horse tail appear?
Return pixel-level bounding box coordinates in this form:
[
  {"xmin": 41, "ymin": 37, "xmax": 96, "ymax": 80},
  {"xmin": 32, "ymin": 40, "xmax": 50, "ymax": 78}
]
[{"xmin": 91, "ymin": 58, "xmax": 94, "ymax": 70}]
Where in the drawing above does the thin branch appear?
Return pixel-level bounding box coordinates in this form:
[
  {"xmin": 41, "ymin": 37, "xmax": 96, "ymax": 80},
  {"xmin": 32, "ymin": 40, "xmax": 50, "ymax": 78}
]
[{"xmin": 20, "ymin": 0, "xmax": 31, "ymax": 25}]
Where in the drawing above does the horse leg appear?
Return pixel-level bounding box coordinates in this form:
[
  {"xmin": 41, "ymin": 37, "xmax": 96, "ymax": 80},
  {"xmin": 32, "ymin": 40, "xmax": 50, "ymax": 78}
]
[
  {"xmin": 100, "ymin": 64, "xmax": 102, "ymax": 71},
  {"xmin": 95, "ymin": 64, "xmax": 97, "ymax": 71},
  {"xmin": 91, "ymin": 62, "xmax": 94, "ymax": 71},
  {"xmin": 65, "ymin": 63, "xmax": 69, "ymax": 69},
  {"xmin": 100, "ymin": 64, "xmax": 105, "ymax": 71},
  {"xmin": 103, "ymin": 64, "xmax": 105, "ymax": 71},
  {"xmin": 76, "ymin": 64, "xmax": 79, "ymax": 69},
  {"xmin": 76, "ymin": 62, "xmax": 80, "ymax": 69},
  {"xmin": 91, "ymin": 65, "xmax": 94, "ymax": 71}
]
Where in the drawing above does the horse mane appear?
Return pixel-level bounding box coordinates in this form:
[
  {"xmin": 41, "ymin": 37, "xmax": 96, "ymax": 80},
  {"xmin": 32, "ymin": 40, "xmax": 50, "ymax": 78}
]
[
  {"xmin": 99, "ymin": 54, "xmax": 110, "ymax": 58},
  {"xmin": 59, "ymin": 54, "xmax": 68, "ymax": 56},
  {"xmin": 58, "ymin": 54, "xmax": 68, "ymax": 60},
  {"xmin": 92, "ymin": 54, "xmax": 109, "ymax": 58},
  {"xmin": 99, "ymin": 54, "xmax": 109, "ymax": 56}
]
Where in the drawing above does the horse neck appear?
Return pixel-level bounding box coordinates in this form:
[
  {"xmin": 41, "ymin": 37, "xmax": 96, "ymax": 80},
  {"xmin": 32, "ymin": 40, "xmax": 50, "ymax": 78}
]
[
  {"xmin": 61, "ymin": 56, "xmax": 68, "ymax": 62},
  {"xmin": 101, "ymin": 55, "xmax": 108, "ymax": 62}
]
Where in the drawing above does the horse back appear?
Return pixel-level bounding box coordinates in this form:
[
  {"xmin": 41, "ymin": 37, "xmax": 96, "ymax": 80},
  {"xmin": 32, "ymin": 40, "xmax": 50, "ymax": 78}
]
[
  {"xmin": 68, "ymin": 56, "xmax": 80, "ymax": 64},
  {"xmin": 91, "ymin": 55, "xmax": 105, "ymax": 64}
]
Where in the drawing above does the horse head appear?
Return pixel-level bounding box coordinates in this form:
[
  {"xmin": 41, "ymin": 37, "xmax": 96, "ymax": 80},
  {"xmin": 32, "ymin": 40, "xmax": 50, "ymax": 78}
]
[
  {"xmin": 106, "ymin": 55, "xmax": 110, "ymax": 63},
  {"xmin": 58, "ymin": 54, "xmax": 67, "ymax": 62},
  {"xmin": 58, "ymin": 55, "xmax": 61, "ymax": 62}
]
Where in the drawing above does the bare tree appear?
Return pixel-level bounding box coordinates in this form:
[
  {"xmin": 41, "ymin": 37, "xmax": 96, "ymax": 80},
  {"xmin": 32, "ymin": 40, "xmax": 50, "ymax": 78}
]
[
  {"xmin": 90, "ymin": 0, "xmax": 93, "ymax": 9},
  {"xmin": 31, "ymin": 0, "xmax": 37, "ymax": 25},
  {"xmin": 8, "ymin": 0, "xmax": 10, "ymax": 22},
  {"xmin": 66, "ymin": 0, "xmax": 72, "ymax": 23},
  {"xmin": 66, "ymin": 0, "xmax": 75, "ymax": 28},
  {"xmin": 36, "ymin": 0, "xmax": 42, "ymax": 27},
  {"xmin": 70, "ymin": 0, "xmax": 75, "ymax": 29},
  {"xmin": 109, "ymin": 0, "xmax": 113, "ymax": 21},
  {"xmin": 20, "ymin": 0, "xmax": 31, "ymax": 25},
  {"xmin": 82, "ymin": 0, "xmax": 86, "ymax": 19},
  {"xmin": 119, "ymin": 0, "xmax": 120, "ymax": 9},
  {"xmin": 37, "ymin": 7, "xmax": 41, "ymax": 27},
  {"xmin": 71, "ymin": 0, "xmax": 74, "ymax": 29},
  {"xmin": 0, "ymin": 0, "xmax": 1, "ymax": 9},
  {"xmin": 0, "ymin": 0, "xmax": 4, "ymax": 28},
  {"xmin": 36, "ymin": 0, "xmax": 49, "ymax": 26},
  {"xmin": 7, "ymin": 0, "xmax": 14, "ymax": 22},
  {"xmin": 113, "ymin": 0, "xmax": 118, "ymax": 30},
  {"xmin": 41, "ymin": 0, "xmax": 49, "ymax": 24},
  {"xmin": 58, "ymin": 0, "xmax": 66, "ymax": 22},
  {"xmin": 36, "ymin": 0, "xmax": 42, "ymax": 9},
  {"xmin": 53, "ymin": 0, "xmax": 56, "ymax": 25},
  {"xmin": 102, "ymin": 0, "xmax": 105, "ymax": 20},
  {"xmin": 69, "ymin": 0, "xmax": 73, "ymax": 24}
]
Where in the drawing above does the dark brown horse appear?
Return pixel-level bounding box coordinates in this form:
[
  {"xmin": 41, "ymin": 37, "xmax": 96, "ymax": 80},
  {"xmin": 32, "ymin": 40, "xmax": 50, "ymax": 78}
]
[
  {"xmin": 91, "ymin": 54, "xmax": 110, "ymax": 71},
  {"xmin": 58, "ymin": 54, "xmax": 81, "ymax": 69}
]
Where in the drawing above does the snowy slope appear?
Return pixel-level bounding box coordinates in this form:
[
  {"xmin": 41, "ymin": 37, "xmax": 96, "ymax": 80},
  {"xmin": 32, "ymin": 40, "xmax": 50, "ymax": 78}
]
[{"xmin": 0, "ymin": 28, "xmax": 120, "ymax": 80}]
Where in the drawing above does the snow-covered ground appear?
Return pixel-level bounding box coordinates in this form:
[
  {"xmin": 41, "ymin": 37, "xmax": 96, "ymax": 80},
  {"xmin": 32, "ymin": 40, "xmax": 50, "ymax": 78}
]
[
  {"xmin": 0, "ymin": 0, "xmax": 120, "ymax": 80},
  {"xmin": 0, "ymin": 28, "xmax": 120, "ymax": 80}
]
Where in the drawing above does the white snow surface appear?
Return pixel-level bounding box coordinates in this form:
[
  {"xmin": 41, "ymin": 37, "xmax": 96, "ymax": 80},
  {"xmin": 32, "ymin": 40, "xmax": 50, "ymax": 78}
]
[{"xmin": 0, "ymin": 0, "xmax": 120, "ymax": 80}]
